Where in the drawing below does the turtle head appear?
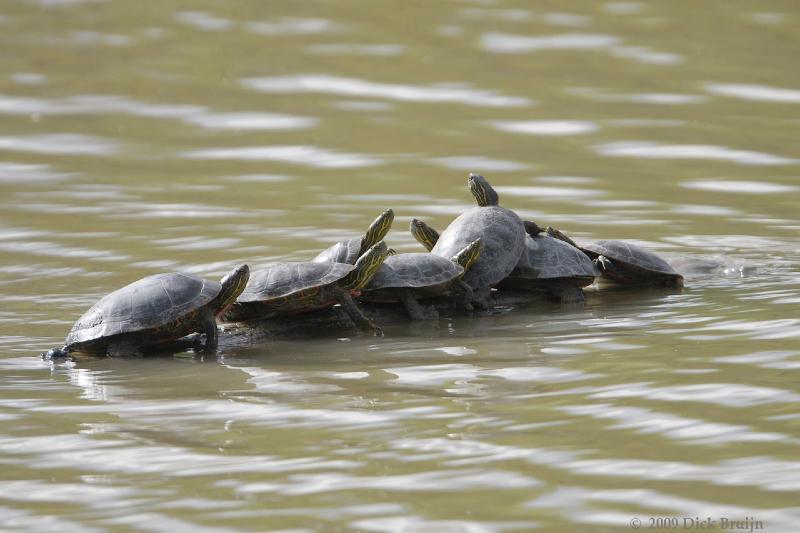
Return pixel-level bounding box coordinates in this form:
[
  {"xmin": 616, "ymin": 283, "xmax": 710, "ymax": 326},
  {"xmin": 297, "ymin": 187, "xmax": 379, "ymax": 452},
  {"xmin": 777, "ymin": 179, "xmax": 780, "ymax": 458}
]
[
  {"xmin": 409, "ymin": 218, "xmax": 440, "ymax": 252},
  {"xmin": 215, "ymin": 264, "xmax": 250, "ymax": 314},
  {"xmin": 468, "ymin": 173, "xmax": 499, "ymax": 207},
  {"xmin": 359, "ymin": 209, "xmax": 394, "ymax": 256},
  {"xmin": 451, "ymin": 238, "xmax": 483, "ymax": 272},
  {"xmin": 341, "ymin": 241, "xmax": 389, "ymax": 291},
  {"xmin": 42, "ymin": 346, "xmax": 69, "ymax": 360},
  {"xmin": 546, "ymin": 226, "xmax": 579, "ymax": 249}
]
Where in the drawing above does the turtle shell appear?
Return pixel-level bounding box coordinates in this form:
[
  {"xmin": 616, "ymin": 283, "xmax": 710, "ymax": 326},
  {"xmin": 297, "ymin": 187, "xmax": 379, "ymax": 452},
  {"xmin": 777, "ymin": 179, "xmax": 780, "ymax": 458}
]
[
  {"xmin": 581, "ymin": 240, "xmax": 678, "ymax": 276},
  {"xmin": 431, "ymin": 206, "xmax": 524, "ymax": 290},
  {"xmin": 237, "ymin": 262, "xmax": 354, "ymax": 303},
  {"xmin": 65, "ymin": 273, "xmax": 220, "ymax": 348},
  {"xmin": 312, "ymin": 238, "xmax": 361, "ymax": 264},
  {"xmin": 366, "ymin": 253, "xmax": 463, "ymax": 290},
  {"xmin": 517, "ymin": 234, "xmax": 599, "ymax": 279}
]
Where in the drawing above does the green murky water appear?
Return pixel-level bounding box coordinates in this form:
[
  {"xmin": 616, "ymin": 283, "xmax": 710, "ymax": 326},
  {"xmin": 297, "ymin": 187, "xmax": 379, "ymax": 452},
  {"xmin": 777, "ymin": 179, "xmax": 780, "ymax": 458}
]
[{"xmin": 1, "ymin": 1, "xmax": 799, "ymax": 531}]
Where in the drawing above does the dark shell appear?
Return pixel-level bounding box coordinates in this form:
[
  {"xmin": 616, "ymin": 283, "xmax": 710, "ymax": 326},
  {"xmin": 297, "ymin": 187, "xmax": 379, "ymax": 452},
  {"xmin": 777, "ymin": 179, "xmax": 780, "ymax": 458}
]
[
  {"xmin": 517, "ymin": 235, "xmax": 599, "ymax": 279},
  {"xmin": 312, "ymin": 238, "xmax": 361, "ymax": 264},
  {"xmin": 366, "ymin": 253, "xmax": 462, "ymax": 290},
  {"xmin": 237, "ymin": 262, "xmax": 354, "ymax": 303},
  {"xmin": 65, "ymin": 273, "xmax": 220, "ymax": 347},
  {"xmin": 431, "ymin": 206, "xmax": 524, "ymax": 290},
  {"xmin": 582, "ymin": 240, "xmax": 678, "ymax": 276}
]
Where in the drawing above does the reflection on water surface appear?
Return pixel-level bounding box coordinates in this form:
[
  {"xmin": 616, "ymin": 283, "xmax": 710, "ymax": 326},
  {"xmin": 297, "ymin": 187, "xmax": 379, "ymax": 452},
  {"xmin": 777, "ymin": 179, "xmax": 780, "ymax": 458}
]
[{"xmin": 1, "ymin": 0, "xmax": 799, "ymax": 531}]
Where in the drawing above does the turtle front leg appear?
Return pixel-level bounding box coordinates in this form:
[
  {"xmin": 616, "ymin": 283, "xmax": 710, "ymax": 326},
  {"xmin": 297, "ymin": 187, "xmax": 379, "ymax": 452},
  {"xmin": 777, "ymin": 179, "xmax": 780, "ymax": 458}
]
[
  {"xmin": 452, "ymin": 280, "xmax": 474, "ymax": 311},
  {"xmin": 398, "ymin": 289, "xmax": 439, "ymax": 320},
  {"xmin": 202, "ymin": 310, "xmax": 219, "ymax": 354},
  {"xmin": 334, "ymin": 286, "xmax": 383, "ymax": 336}
]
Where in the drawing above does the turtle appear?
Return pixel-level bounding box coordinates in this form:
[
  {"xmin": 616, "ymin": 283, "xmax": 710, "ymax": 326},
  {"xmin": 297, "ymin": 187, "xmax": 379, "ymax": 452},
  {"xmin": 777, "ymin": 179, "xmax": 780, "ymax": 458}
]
[
  {"xmin": 360, "ymin": 238, "xmax": 483, "ymax": 320},
  {"xmin": 547, "ymin": 227, "xmax": 683, "ymax": 288},
  {"xmin": 497, "ymin": 233, "xmax": 599, "ymax": 303},
  {"xmin": 43, "ymin": 264, "xmax": 250, "ymax": 358},
  {"xmin": 225, "ymin": 242, "xmax": 389, "ymax": 335},
  {"xmin": 313, "ymin": 208, "xmax": 394, "ymax": 264},
  {"xmin": 413, "ymin": 174, "xmax": 527, "ymax": 308}
]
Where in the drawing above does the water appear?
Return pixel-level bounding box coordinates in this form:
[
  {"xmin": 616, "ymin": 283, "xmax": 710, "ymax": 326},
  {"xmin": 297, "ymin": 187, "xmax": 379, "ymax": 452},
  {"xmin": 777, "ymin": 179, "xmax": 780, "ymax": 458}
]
[{"xmin": 1, "ymin": 1, "xmax": 799, "ymax": 531}]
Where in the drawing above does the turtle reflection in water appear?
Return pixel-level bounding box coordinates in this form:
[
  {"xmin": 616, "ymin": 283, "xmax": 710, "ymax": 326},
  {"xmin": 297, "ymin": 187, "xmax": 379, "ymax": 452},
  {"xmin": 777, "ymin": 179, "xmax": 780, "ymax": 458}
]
[{"xmin": 44, "ymin": 265, "xmax": 250, "ymax": 358}]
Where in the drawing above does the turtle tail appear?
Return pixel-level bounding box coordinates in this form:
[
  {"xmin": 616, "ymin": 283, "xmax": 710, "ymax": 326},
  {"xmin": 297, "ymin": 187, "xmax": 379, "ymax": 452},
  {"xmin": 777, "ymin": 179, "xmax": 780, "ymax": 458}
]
[
  {"xmin": 546, "ymin": 226, "xmax": 580, "ymax": 249},
  {"xmin": 341, "ymin": 241, "xmax": 389, "ymax": 291},
  {"xmin": 359, "ymin": 209, "xmax": 394, "ymax": 256},
  {"xmin": 210, "ymin": 264, "xmax": 250, "ymax": 316}
]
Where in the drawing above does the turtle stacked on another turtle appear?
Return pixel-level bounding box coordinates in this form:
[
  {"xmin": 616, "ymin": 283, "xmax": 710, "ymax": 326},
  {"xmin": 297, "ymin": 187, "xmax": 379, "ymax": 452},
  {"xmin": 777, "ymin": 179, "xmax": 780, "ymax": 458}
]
[
  {"xmin": 44, "ymin": 264, "xmax": 250, "ymax": 358},
  {"xmin": 413, "ymin": 218, "xmax": 598, "ymax": 304},
  {"xmin": 411, "ymin": 174, "xmax": 529, "ymax": 309},
  {"xmin": 225, "ymin": 242, "xmax": 389, "ymax": 335},
  {"xmin": 360, "ymin": 238, "xmax": 483, "ymax": 319}
]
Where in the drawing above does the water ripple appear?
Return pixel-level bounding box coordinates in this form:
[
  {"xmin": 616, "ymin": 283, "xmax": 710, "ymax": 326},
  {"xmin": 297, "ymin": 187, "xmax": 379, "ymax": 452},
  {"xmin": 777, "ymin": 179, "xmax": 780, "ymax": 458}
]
[
  {"xmin": 559, "ymin": 403, "xmax": 788, "ymax": 444},
  {"xmin": 681, "ymin": 179, "xmax": 799, "ymax": 194},
  {"xmin": 0, "ymin": 161, "xmax": 74, "ymax": 183},
  {"xmin": 588, "ymin": 382, "xmax": 800, "ymax": 407},
  {"xmin": 183, "ymin": 111, "xmax": 318, "ymax": 131},
  {"xmin": 242, "ymin": 75, "xmax": 531, "ymax": 107},
  {"xmin": 706, "ymin": 83, "xmax": 800, "ymax": 103},
  {"xmin": 429, "ymin": 156, "xmax": 527, "ymax": 172},
  {"xmin": 595, "ymin": 141, "xmax": 799, "ymax": 165},
  {"xmin": 183, "ymin": 145, "xmax": 382, "ymax": 168},
  {"xmin": 0, "ymin": 134, "xmax": 118, "ymax": 156},
  {"xmin": 174, "ymin": 11, "xmax": 233, "ymax": 32},
  {"xmin": 307, "ymin": 44, "xmax": 406, "ymax": 56},
  {"xmin": 246, "ymin": 17, "xmax": 341, "ymax": 36},
  {"xmin": 481, "ymin": 32, "xmax": 620, "ymax": 53},
  {"xmin": 562, "ymin": 456, "xmax": 800, "ymax": 491},
  {"xmin": 495, "ymin": 185, "xmax": 606, "ymax": 199},
  {"xmin": 228, "ymin": 469, "xmax": 540, "ymax": 496},
  {"xmin": 352, "ymin": 516, "xmax": 539, "ymax": 532},
  {"xmin": 489, "ymin": 120, "xmax": 598, "ymax": 136}
]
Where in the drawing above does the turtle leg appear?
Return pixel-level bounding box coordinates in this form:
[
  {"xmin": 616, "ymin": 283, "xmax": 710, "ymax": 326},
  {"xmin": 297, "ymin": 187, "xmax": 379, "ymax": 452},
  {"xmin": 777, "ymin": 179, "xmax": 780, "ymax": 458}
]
[
  {"xmin": 334, "ymin": 286, "xmax": 383, "ymax": 336},
  {"xmin": 398, "ymin": 289, "xmax": 439, "ymax": 320},
  {"xmin": 471, "ymin": 286, "xmax": 492, "ymax": 310},
  {"xmin": 452, "ymin": 280, "xmax": 474, "ymax": 311},
  {"xmin": 202, "ymin": 310, "xmax": 219, "ymax": 354}
]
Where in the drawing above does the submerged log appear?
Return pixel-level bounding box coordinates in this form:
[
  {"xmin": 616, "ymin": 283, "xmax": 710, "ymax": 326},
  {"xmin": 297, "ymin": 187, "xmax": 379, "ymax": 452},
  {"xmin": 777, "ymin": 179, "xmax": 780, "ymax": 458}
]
[{"xmin": 215, "ymin": 289, "xmax": 555, "ymax": 347}]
